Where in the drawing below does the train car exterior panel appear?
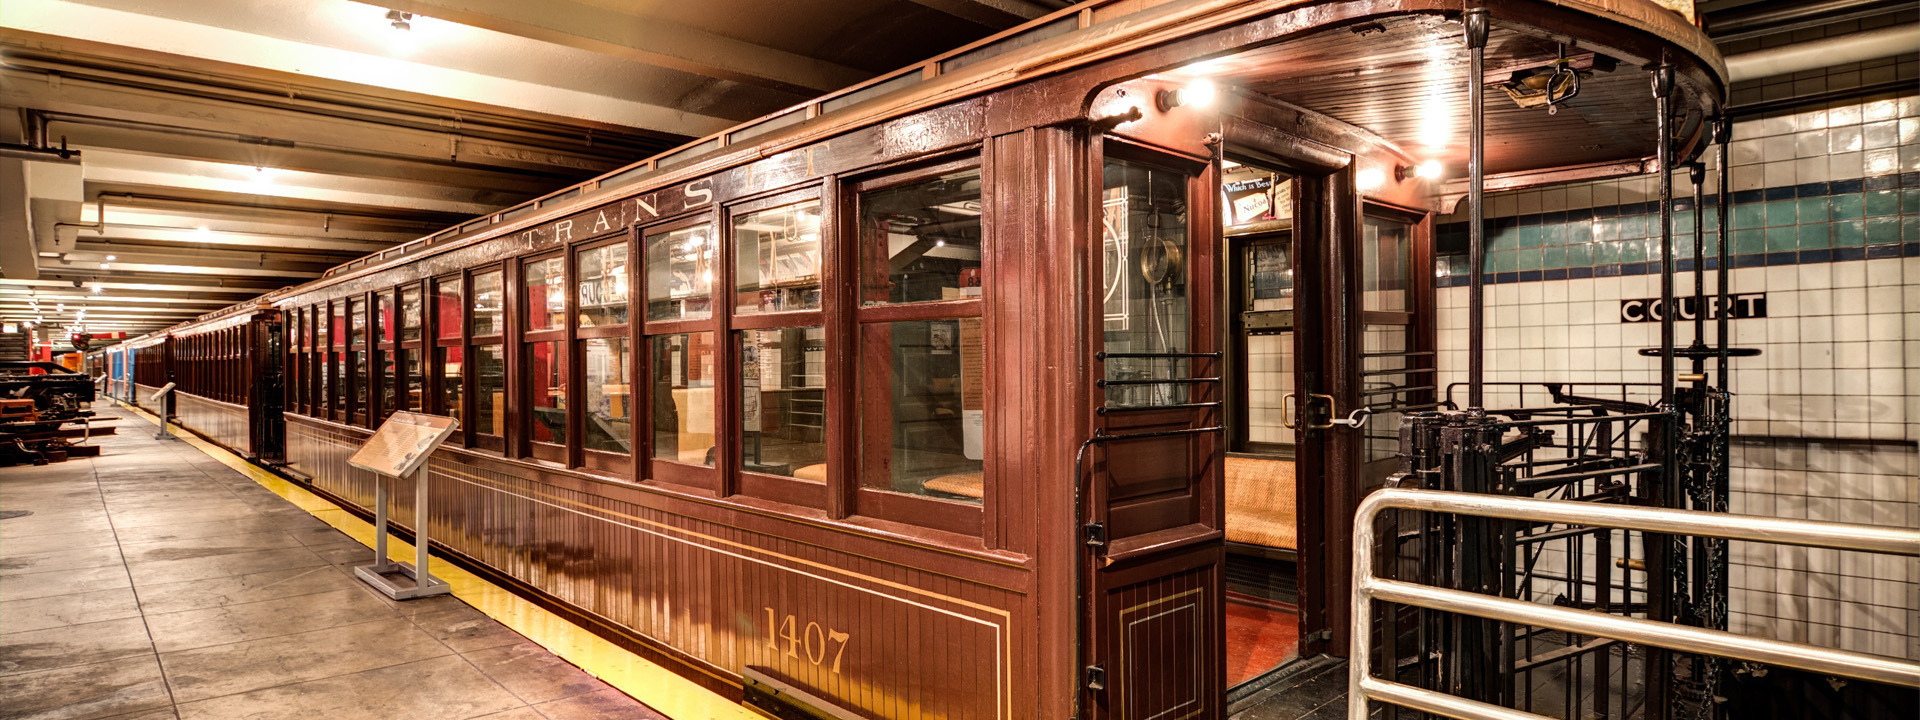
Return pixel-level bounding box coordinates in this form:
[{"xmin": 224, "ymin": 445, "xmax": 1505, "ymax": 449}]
[
  {"xmin": 175, "ymin": 393, "xmax": 252, "ymax": 457},
  {"xmin": 286, "ymin": 414, "xmax": 1025, "ymax": 719}
]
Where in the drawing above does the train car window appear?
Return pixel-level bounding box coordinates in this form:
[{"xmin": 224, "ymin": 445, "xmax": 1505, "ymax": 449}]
[
  {"xmin": 733, "ymin": 201, "xmax": 822, "ymax": 314},
  {"xmin": 645, "ymin": 224, "xmax": 714, "ymax": 322},
  {"xmin": 328, "ymin": 301, "xmax": 344, "ymax": 418},
  {"xmin": 400, "ymin": 286, "xmax": 423, "ymax": 343},
  {"xmin": 437, "ymin": 277, "xmax": 465, "ymax": 341},
  {"xmin": 849, "ymin": 161, "xmax": 987, "ymax": 514},
  {"xmin": 1362, "ymin": 215, "xmax": 1412, "ymax": 313},
  {"xmin": 378, "ymin": 290, "xmax": 397, "ymax": 418},
  {"xmin": 527, "ymin": 340, "xmax": 567, "ymax": 447},
  {"xmin": 1100, "ymin": 154, "xmax": 1192, "ymax": 408},
  {"xmin": 576, "ymin": 237, "xmax": 633, "ymax": 469},
  {"xmin": 470, "ymin": 270, "xmax": 503, "ymax": 338},
  {"xmin": 287, "ymin": 309, "xmax": 302, "ymax": 414},
  {"xmin": 349, "ymin": 296, "xmax": 369, "ymax": 425},
  {"xmin": 523, "ymin": 257, "xmax": 566, "ymax": 331},
  {"xmin": 377, "ymin": 290, "xmax": 395, "ymax": 344},
  {"xmin": 859, "ymin": 319, "xmax": 984, "ymax": 506},
  {"xmin": 582, "ymin": 338, "xmax": 630, "ymax": 455},
  {"xmin": 650, "ymin": 333, "xmax": 714, "ymax": 467},
  {"xmin": 858, "ymin": 168, "xmax": 983, "ymax": 305},
  {"xmin": 576, "ymin": 244, "xmax": 629, "ymax": 328},
  {"xmin": 738, "ymin": 327, "xmax": 826, "ymax": 480},
  {"xmin": 475, "ymin": 344, "xmax": 504, "ymax": 437}
]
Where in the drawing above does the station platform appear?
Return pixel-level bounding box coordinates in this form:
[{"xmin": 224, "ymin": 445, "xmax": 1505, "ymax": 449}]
[{"xmin": 0, "ymin": 404, "xmax": 673, "ymax": 720}]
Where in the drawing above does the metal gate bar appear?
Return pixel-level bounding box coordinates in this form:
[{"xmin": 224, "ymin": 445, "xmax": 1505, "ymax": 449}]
[{"xmin": 1350, "ymin": 488, "xmax": 1920, "ymax": 720}]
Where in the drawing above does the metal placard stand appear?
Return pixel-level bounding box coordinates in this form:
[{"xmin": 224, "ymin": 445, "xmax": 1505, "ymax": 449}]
[
  {"xmin": 346, "ymin": 412, "xmax": 460, "ymax": 600},
  {"xmin": 147, "ymin": 382, "xmax": 176, "ymax": 439}
]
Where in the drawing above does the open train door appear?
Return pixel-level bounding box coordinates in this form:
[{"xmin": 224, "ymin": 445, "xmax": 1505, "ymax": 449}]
[{"xmin": 1079, "ymin": 117, "xmax": 1389, "ymax": 717}]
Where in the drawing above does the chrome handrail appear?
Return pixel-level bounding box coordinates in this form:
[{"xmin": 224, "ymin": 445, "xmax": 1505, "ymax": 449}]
[{"xmin": 1349, "ymin": 488, "xmax": 1920, "ymax": 720}]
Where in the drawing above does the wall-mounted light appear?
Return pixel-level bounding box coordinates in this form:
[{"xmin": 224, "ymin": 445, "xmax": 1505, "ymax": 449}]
[
  {"xmin": 386, "ymin": 9, "xmax": 412, "ymax": 31},
  {"xmin": 1396, "ymin": 160, "xmax": 1444, "ymax": 182},
  {"xmin": 105, "ymin": 254, "xmax": 116, "ymax": 261},
  {"xmin": 1157, "ymin": 79, "xmax": 1218, "ymax": 111}
]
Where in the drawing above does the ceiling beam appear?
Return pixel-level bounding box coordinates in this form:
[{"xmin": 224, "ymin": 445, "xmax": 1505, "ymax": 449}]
[
  {"xmin": 0, "ymin": 1, "xmax": 736, "ymax": 135},
  {"xmin": 78, "ymin": 149, "xmax": 508, "ymax": 215},
  {"xmin": 899, "ymin": 0, "xmax": 1056, "ymax": 28},
  {"xmin": 4, "ymin": 275, "xmax": 286, "ymax": 295},
  {"xmin": 83, "ymin": 224, "xmax": 393, "ymax": 255},
  {"xmin": 381, "ymin": 0, "xmax": 868, "ymax": 96},
  {"xmin": 44, "ymin": 117, "xmax": 571, "ymax": 196},
  {"xmin": 0, "ymin": 65, "xmax": 642, "ymax": 176}
]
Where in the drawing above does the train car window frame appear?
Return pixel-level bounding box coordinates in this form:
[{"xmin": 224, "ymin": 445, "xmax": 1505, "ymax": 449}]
[
  {"xmin": 639, "ymin": 212, "xmax": 723, "ymax": 494},
  {"xmin": 724, "ymin": 185, "xmax": 830, "ymax": 509},
  {"xmin": 520, "ymin": 251, "xmax": 570, "ymax": 463},
  {"xmin": 468, "ymin": 267, "xmax": 506, "ymax": 452},
  {"xmin": 328, "ymin": 299, "xmax": 344, "ymax": 422},
  {"xmin": 399, "ymin": 282, "xmax": 425, "ymax": 414},
  {"xmin": 573, "ymin": 231, "xmax": 634, "ymax": 474},
  {"xmin": 349, "ymin": 294, "xmax": 371, "ymax": 427},
  {"xmin": 847, "ymin": 155, "xmax": 988, "ymax": 536}
]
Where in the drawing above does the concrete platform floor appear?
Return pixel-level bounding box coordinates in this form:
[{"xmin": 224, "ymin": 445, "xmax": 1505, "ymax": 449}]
[{"xmin": 0, "ymin": 405, "xmax": 665, "ymax": 720}]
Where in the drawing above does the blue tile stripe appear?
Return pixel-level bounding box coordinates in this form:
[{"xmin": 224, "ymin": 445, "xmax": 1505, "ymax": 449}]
[{"xmin": 1435, "ymin": 172, "xmax": 1920, "ymax": 286}]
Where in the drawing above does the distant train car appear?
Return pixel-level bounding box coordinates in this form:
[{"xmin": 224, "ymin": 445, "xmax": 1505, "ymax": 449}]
[
  {"xmin": 123, "ymin": 305, "xmax": 285, "ymax": 461},
  {"xmin": 116, "ymin": 0, "xmax": 1726, "ymax": 717}
]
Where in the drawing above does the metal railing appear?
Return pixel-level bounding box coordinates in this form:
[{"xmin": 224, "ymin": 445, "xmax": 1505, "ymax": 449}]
[{"xmin": 1350, "ymin": 488, "xmax": 1920, "ymax": 720}]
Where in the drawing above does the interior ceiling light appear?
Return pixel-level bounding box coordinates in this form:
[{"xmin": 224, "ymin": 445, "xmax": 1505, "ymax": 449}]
[{"xmin": 386, "ymin": 9, "xmax": 412, "ymax": 31}]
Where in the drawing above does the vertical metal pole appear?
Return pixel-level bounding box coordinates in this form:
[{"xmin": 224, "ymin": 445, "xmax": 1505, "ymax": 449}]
[
  {"xmin": 1650, "ymin": 63, "xmax": 1677, "ymax": 720},
  {"xmin": 1690, "ymin": 163, "xmax": 1707, "ymax": 375},
  {"xmin": 413, "ymin": 463, "xmax": 430, "ymax": 580},
  {"xmin": 374, "ymin": 473, "xmax": 389, "ymax": 568},
  {"xmin": 1655, "ymin": 67, "xmax": 1676, "ymax": 410},
  {"xmin": 1465, "ymin": 9, "xmax": 1489, "ymax": 413},
  {"xmin": 1715, "ymin": 119, "xmax": 1732, "ymax": 390}
]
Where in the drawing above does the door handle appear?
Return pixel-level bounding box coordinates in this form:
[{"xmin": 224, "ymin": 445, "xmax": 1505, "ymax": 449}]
[
  {"xmin": 1306, "ymin": 393, "xmax": 1371, "ymax": 430},
  {"xmin": 1281, "ymin": 392, "xmax": 1299, "ymax": 429}
]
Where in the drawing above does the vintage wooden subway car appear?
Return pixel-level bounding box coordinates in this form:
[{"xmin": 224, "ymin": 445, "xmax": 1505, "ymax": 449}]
[{"xmin": 121, "ymin": 0, "xmax": 1725, "ymax": 717}]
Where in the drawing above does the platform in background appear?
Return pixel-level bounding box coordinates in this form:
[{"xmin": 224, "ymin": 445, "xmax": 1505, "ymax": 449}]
[{"xmin": 0, "ymin": 403, "xmax": 667, "ymax": 720}]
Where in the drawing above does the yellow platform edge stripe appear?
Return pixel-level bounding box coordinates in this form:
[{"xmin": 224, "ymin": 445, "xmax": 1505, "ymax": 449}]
[{"xmin": 117, "ymin": 402, "xmax": 756, "ymax": 720}]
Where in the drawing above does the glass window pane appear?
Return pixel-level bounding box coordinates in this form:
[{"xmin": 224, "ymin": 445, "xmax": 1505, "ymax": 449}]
[
  {"xmin": 527, "ymin": 340, "xmax": 566, "ymax": 445},
  {"xmin": 471, "ymin": 271, "xmax": 504, "ymax": 337},
  {"xmin": 404, "ymin": 348, "xmax": 422, "ymax": 412},
  {"xmin": 381, "ymin": 350, "xmax": 398, "ymax": 417},
  {"xmin": 475, "ymin": 345, "xmax": 504, "ymax": 436},
  {"xmin": 401, "ymin": 286, "xmax": 423, "ymax": 342},
  {"xmin": 582, "ymin": 338, "xmax": 632, "ymax": 454},
  {"xmin": 377, "ymin": 290, "xmax": 395, "ymax": 344},
  {"xmin": 332, "ymin": 302, "xmax": 346, "ymax": 348},
  {"xmin": 645, "ymin": 224, "xmax": 715, "ymax": 322},
  {"xmin": 318, "ymin": 350, "xmax": 332, "ymax": 411},
  {"xmin": 1247, "ymin": 242, "xmax": 1294, "ymax": 312},
  {"xmin": 1363, "ymin": 215, "xmax": 1412, "ymax": 313},
  {"xmin": 436, "ymin": 277, "xmax": 463, "ymax": 340},
  {"xmin": 1101, "ymin": 156, "xmax": 1191, "ymax": 407},
  {"xmin": 734, "ymin": 201, "xmax": 822, "ymax": 314},
  {"xmin": 352, "ymin": 350, "xmax": 368, "ymax": 413},
  {"xmin": 439, "ymin": 346, "xmax": 464, "ymax": 422},
  {"xmin": 524, "ymin": 257, "xmax": 566, "ymax": 331},
  {"xmin": 577, "ymin": 244, "xmax": 630, "ymax": 327},
  {"xmin": 859, "ymin": 169, "xmax": 982, "ymax": 304},
  {"xmin": 861, "ymin": 319, "xmax": 984, "ymax": 504},
  {"xmin": 739, "ymin": 327, "xmax": 826, "ymax": 478},
  {"xmin": 651, "ymin": 332, "xmax": 715, "ymax": 466},
  {"xmin": 349, "ymin": 299, "xmax": 367, "ymax": 347}
]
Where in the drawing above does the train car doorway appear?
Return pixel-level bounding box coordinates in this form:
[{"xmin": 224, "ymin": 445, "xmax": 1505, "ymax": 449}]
[
  {"xmin": 1217, "ymin": 148, "xmax": 1436, "ymax": 691},
  {"xmin": 1220, "ymin": 158, "xmax": 1306, "ymax": 687}
]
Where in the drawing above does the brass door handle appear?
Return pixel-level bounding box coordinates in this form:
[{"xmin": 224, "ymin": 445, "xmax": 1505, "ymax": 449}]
[{"xmin": 1306, "ymin": 393, "xmax": 1371, "ymax": 430}]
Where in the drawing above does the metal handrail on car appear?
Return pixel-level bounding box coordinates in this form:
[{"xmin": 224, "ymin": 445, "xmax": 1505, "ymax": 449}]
[{"xmin": 1349, "ymin": 488, "xmax": 1920, "ymax": 720}]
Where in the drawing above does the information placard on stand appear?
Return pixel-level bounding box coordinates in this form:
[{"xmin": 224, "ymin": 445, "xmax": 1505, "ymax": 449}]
[
  {"xmin": 347, "ymin": 412, "xmax": 460, "ymax": 600},
  {"xmin": 148, "ymin": 382, "xmax": 176, "ymax": 438}
]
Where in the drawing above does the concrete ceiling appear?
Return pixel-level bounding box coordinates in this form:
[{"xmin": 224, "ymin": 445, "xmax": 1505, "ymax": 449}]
[{"xmin": 0, "ymin": 0, "xmax": 1065, "ymax": 336}]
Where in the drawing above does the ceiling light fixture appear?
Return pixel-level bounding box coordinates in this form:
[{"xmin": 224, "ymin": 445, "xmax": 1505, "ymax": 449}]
[
  {"xmin": 386, "ymin": 9, "xmax": 413, "ymax": 31},
  {"xmin": 1396, "ymin": 160, "xmax": 1445, "ymax": 182}
]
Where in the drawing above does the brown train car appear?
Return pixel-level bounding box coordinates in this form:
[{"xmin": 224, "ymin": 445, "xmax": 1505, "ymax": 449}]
[
  {"xmin": 125, "ymin": 304, "xmax": 285, "ymax": 461},
  {"xmin": 148, "ymin": 0, "xmax": 1726, "ymax": 717}
]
